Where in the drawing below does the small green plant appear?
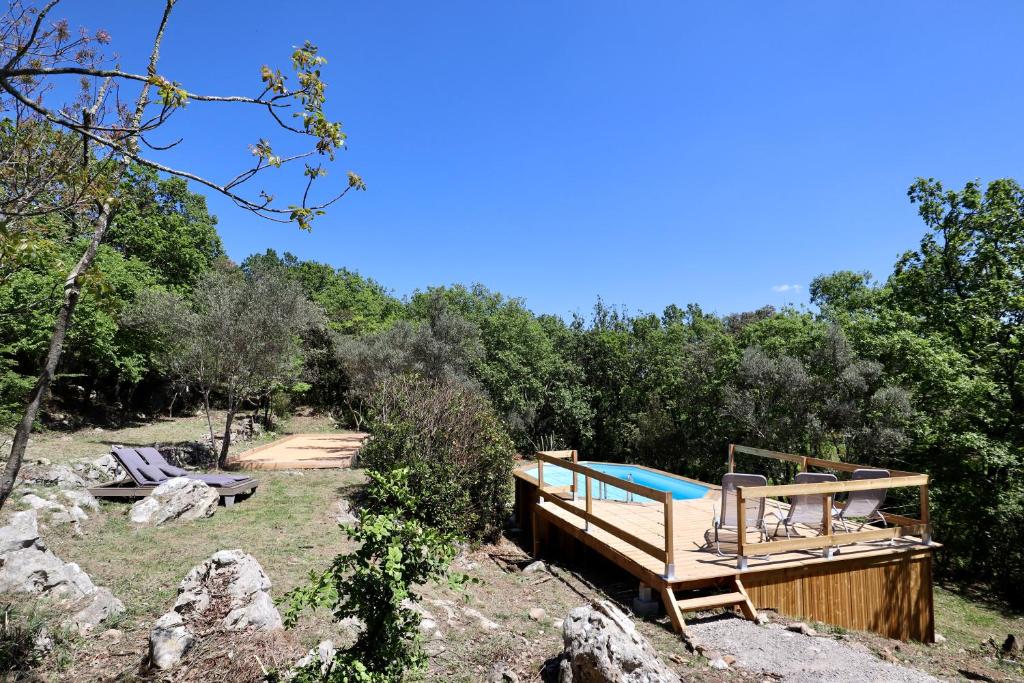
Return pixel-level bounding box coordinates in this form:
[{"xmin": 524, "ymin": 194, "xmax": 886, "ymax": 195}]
[
  {"xmin": 0, "ymin": 602, "xmax": 54, "ymax": 675},
  {"xmin": 281, "ymin": 469, "xmax": 463, "ymax": 682}
]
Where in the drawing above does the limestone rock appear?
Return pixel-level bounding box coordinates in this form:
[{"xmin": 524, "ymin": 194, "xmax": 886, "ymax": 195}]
[
  {"xmin": 290, "ymin": 640, "xmax": 337, "ymax": 679},
  {"xmin": 332, "ymin": 498, "xmax": 359, "ymax": 525},
  {"xmin": 61, "ymin": 489, "xmax": 99, "ymax": 512},
  {"xmin": 150, "ymin": 611, "xmax": 196, "ymax": 670},
  {"xmin": 529, "ymin": 607, "xmax": 547, "ymax": 621},
  {"xmin": 148, "ymin": 549, "xmax": 282, "ymax": 670},
  {"xmin": 0, "ymin": 510, "xmax": 41, "ymax": 554},
  {"xmin": 559, "ymin": 600, "xmax": 679, "ymax": 683},
  {"xmin": 0, "ymin": 511, "xmax": 123, "ymax": 632},
  {"xmin": 130, "ymin": 478, "xmax": 218, "ymax": 526},
  {"xmin": 66, "ymin": 587, "xmax": 125, "ymax": 634},
  {"xmin": 27, "ymin": 464, "xmax": 87, "ymax": 490},
  {"xmin": 90, "ymin": 453, "xmax": 126, "ymax": 481},
  {"xmin": 522, "ymin": 560, "xmax": 548, "ymax": 574}
]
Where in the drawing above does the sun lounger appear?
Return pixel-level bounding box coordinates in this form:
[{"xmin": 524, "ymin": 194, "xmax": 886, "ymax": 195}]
[
  {"xmin": 768, "ymin": 471, "xmax": 838, "ymax": 539},
  {"xmin": 89, "ymin": 447, "xmax": 258, "ymax": 506},
  {"xmin": 833, "ymin": 468, "xmax": 890, "ymax": 532},
  {"xmin": 710, "ymin": 472, "xmax": 771, "ymax": 556}
]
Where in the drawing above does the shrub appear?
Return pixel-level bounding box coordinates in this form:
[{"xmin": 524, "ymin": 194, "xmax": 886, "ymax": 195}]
[
  {"xmin": 358, "ymin": 374, "xmax": 515, "ymax": 541},
  {"xmin": 281, "ymin": 469, "xmax": 460, "ymax": 682}
]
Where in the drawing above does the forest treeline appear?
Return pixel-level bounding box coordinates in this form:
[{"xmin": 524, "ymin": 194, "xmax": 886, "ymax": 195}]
[{"xmin": 2, "ymin": 171, "xmax": 1022, "ymax": 603}]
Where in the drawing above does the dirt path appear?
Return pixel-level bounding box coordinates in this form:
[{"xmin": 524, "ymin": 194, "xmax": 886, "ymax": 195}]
[{"xmin": 687, "ymin": 614, "xmax": 940, "ymax": 683}]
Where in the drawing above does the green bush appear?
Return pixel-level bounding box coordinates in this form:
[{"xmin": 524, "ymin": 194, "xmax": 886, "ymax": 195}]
[
  {"xmin": 359, "ymin": 374, "xmax": 515, "ymax": 542},
  {"xmin": 281, "ymin": 469, "xmax": 461, "ymax": 683}
]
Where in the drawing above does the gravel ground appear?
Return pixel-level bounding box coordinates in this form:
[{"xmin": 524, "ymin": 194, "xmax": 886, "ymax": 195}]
[{"xmin": 687, "ymin": 614, "xmax": 941, "ymax": 683}]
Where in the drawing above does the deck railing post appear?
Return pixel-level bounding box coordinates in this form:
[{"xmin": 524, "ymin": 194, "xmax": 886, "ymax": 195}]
[
  {"xmin": 920, "ymin": 481, "xmax": 931, "ymax": 544},
  {"xmin": 736, "ymin": 486, "xmax": 747, "ymax": 570},
  {"xmin": 585, "ymin": 475, "xmax": 592, "ymax": 532},
  {"xmin": 569, "ymin": 450, "xmax": 577, "ymax": 500},
  {"xmin": 822, "ymin": 493, "xmax": 834, "ymax": 558},
  {"xmin": 537, "ymin": 455, "xmax": 544, "ymax": 499},
  {"xmin": 663, "ymin": 491, "xmax": 675, "ymax": 579}
]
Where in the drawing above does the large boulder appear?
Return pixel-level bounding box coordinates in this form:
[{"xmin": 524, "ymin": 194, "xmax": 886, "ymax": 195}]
[
  {"xmin": 149, "ymin": 550, "xmax": 282, "ymax": 670},
  {"xmin": 0, "ymin": 510, "xmax": 124, "ymax": 633},
  {"xmin": 559, "ymin": 601, "xmax": 679, "ymax": 683},
  {"xmin": 130, "ymin": 478, "xmax": 218, "ymax": 526}
]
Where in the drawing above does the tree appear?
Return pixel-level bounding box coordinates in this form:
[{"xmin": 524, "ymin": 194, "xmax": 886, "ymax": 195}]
[
  {"xmin": 0, "ymin": 0, "xmax": 362, "ymax": 509},
  {"xmin": 131, "ymin": 266, "xmax": 323, "ymax": 466}
]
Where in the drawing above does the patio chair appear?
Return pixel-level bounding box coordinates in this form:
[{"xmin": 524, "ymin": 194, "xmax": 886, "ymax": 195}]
[
  {"xmin": 768, "ymin": 471, "xmax": 838, "ymax": 539},
  {"xmin": 833, "ymin": 468, "xmax": 890, "ymax": 532},
  {"xmin": 710, "ymin": 473, "xmax": 771, "ymax": 556},
  {"xmin": 89, "ymin": 447, "xmax": 258, "ymax": 506}
]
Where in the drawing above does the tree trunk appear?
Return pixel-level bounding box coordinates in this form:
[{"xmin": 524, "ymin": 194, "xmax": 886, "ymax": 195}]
[
  {"xmin": 0, "ymin": 200, "xmax": 115, "ymax": 511},
  {"xmin": 218, "ymin": 390, "xmax": 236, "ymax": 469},
  {"xmin": 202, "ymin": 389, "xmax": 216, "ymax": 448}
]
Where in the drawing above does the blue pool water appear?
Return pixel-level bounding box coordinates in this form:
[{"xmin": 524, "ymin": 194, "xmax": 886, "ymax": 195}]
[{"xmin": 524, "ymin": 462, "xmax": 708, "ymax": 501}]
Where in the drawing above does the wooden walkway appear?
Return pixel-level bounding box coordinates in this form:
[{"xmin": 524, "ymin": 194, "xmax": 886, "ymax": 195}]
[{"xmin": 226, "ymin": 432, "xmax": 366, "ymax": 470}]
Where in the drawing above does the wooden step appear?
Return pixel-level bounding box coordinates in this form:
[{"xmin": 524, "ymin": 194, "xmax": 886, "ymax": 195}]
[{"xmin": 675, "ymin": 591, "xmax": 748, "ymax": 612}]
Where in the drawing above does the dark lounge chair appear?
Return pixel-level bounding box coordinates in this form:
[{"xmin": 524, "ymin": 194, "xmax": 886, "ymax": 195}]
[{"xmin": 89, "ymin": 447, "xmax": 258, "ymax": 506}]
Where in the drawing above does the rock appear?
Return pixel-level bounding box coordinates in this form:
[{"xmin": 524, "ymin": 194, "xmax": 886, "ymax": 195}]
[
  {"xmin": 150, "ymin": 611, "xmax": 195, "ymax": 670},
  {"xmin": 100, "ymin": 628, "xmax": 124, "ymax": 642},
  {"xmin": 756, "ymin": 612, "xmax": 770, "ymax": 626},
  {"xmin": 148, "ymin": 549, "xmax": 282, "ymax": 670},
  {"xmin": 0, "ymin": 511, "xmax": 123, "ymax": 632},
  {"xmin": 522, "ymin": 560, "xmax": 548, "ymax": 574},
  {"xmin": 560, "ymin": 600, "xmax": 680, "ymax": 683},
  {"xmin": 291, "ymin": 640, "xmax": 337, "ymax": 679},
  {"xmin": 91, "ymin": 453, "xmax": 125, "ymax": 481},
  {"xmin": 177, "ymin": 550, "xmax": 282, "ymax": 630},
  {"xmin": 722, "ymin": 654, "xmax": 736, "ymax": 665},
  {"xmin": 50, "ymin": 505, "xmax": 88, "ymax": 528},
  {"xmin": 332, "ymin": 498, "xmax": 359, "ymax": 525},
  {"xmin": 486, "ymin": 663, "xmax": 520, "ymax": 682},
  {"xmin": 20, "ymin": 493, "xmax": 64, "ymax": 512},
  {"xmin": 709, "ymin": 657, "xmax": 729, "ymax": 670},
  {"xmin": 464, "ymin": 606, "xmax": 500, "ymax": 631},
  {"xmin": 66, "ymin": 587, "xmax": 125, "ymax": 634},
  {"xmin": 61, "ymin": 488, "xmax": 99, "ymax": 512},
  {"xmin": 786, "ymin": 621, "xmax": 817, "ymax": 636},
  {"xmin": 130, "ymin": 478, "xmax": 218, "ymax": 526},
  {"xmin": 0, "ymin": 510, "xmax": 41, "ymax": 554},
  {"xmin": 933, "ymin": 632, "xmax": 946, "ymax": 644},
  {"xmin": 529, "ymin": 607, "xmax": 547, "ymax": 621},
  {"xmin": 879, "ymin": 647, "xmax": 897, "ymax": 663},
  {"xmin": 28, "ymin": 464, "xmax": 87, "ymax": 490}
]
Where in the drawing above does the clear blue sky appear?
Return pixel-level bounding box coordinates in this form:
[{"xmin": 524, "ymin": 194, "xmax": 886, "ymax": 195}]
[{"xmin": 63, "ymin": 1, "xmax": 1024, "ymax": 318}]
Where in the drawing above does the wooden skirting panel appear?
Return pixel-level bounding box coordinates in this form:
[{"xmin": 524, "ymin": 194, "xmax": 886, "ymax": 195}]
[{"xmin": 741, "ymin": 549, "xmax": 935, "ymax": 642}]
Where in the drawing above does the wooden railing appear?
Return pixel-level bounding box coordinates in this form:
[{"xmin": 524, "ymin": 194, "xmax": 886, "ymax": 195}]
[
  {"xmin": 534, "ymin": 451, "xmax": 676, "ymax": 579},
  {"xmin": 728, "ymin": 444, "xmax": 932, "ymax": 569}
]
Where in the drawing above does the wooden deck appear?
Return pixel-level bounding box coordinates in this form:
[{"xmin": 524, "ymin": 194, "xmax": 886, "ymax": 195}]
[
  {"xmin": 226, "ymin": 432, "xmax": 366, "ymax": 470},
  {"xmin": 517, "ymin": 447, "xmax": 938, "ymax": 642},
  {"xmin": 535, "ymin": 494, "xmax": 930, "ymax": 588}
]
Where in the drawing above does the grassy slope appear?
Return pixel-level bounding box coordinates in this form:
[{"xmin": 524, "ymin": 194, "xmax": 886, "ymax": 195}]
[{"xmin": 5, "ymin": 415, "xmax": 1023, "ymax": 681}]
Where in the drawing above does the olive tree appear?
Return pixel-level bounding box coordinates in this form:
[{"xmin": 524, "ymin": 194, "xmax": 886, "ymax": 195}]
[
  {"xmin": 132, "ymin": 266, "xmax": 324, "ymax": 466},
  {"xmin": 0, "ymin": 0, "xmax": 363, "ymax": 508}
]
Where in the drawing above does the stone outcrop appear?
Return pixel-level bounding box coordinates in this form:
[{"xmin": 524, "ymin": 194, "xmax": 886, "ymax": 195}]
[
  {"xmin": 0, "ymin": 510, "xmax": 124, "ymax": 633},
  {"xmin": 558, "ymin": 600, "xmax": 679, "ymax": 683},
  {"xmin": 148, "ymin": 550, "xmax": 283, "ymax": 670},
  {"xmin": 130, "ymin": 478, "xmax": 218, "ymax": 526}
]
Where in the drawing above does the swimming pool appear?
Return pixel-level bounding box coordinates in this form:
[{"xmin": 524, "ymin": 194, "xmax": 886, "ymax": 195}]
[{"xmin": 522, "ymin": 462, "xmax": 709, "ymax": 501}]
